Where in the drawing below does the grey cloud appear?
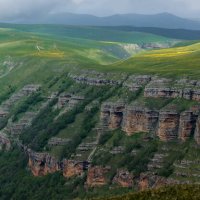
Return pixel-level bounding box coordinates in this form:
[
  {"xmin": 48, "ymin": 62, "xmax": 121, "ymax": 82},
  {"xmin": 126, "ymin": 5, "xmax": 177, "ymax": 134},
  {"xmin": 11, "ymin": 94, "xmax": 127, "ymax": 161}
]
[{"xmin": 0, "ymin": 0, "xmax": 199, "ymax": 21}]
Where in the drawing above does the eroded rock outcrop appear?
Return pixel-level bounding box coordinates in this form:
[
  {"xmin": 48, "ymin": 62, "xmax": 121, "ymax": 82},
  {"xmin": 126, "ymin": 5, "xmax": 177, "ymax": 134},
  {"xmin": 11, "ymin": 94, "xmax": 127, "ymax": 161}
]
[
  {"xmin": 144, "ymin": 78, "xmax": 176, "ymax": 98},
  {"xmin": 69, "ymin": 71, "xmax": 126, "ymax": 86},
  {"xmin": 100, "ymin": 101, "xmax": 200, "ymax": 144},
  {"xmin": 144, "ymin": 78, "xmax": 200, "ymax": 102},
  {"xmin": 195, "ymin": 116, "xmax": 200, "ymax": 145},
  {"xmin": 122, "ymin": 105, "xmax": 159, "ymax": 136},
  {"xmin": 178, "ymin": 111, "xmax": 198, "ymax": 141},
  {"xmin": 63, "ymin": 160, "xmax": 88, "ymax": 178},
  {"xmin": 86, "ymin": 166, "xmax": 110, "ymax": 187},
  {"xmin": 57, "ymin": 93, "xmax": 85, "ymax": 109},
  {"xmin": 28, "ymin": 151, "xmax": 60, "ymax": 176},
  {"xmin": 123, "ymin": 75, "xmax": 151, "ymax": 92},
  {"xmin": 157, "ymin": 107, "xmax": 180, "ymax": 141},
  {"xmin": 100, "ymin": 102, "xmax": 125, "ymax": 129},
  {"xmin": 113, "ymin": 169, "xmax": 134, "ymax": 188}
]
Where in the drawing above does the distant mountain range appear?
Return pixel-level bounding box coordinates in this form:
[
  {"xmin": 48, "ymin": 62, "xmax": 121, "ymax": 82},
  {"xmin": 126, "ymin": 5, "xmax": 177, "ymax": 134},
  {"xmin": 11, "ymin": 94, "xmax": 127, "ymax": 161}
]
[{"xmin": 5, "ymin": 12, "xmax": 200, "ymax": 30}]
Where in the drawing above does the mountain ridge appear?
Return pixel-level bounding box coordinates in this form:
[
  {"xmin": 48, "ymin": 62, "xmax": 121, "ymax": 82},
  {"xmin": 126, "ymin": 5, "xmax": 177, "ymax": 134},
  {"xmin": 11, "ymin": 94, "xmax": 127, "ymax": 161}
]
[{"xmin": 2, "ymin": 12, "xmax": 200, "ymax": 30}]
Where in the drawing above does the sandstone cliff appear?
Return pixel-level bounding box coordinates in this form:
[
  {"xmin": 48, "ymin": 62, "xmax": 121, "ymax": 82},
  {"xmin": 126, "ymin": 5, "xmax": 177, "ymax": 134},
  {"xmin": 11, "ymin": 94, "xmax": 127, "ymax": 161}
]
[
  {"xmin": 28, "ymin": 151, "xmax": 60, "ymax": 176},
  {"xmin": 157, "ymin": 109, "xmax": 180, "ymax": 141},
  {"xmin": 100, "ymin": 102, "xmax": 125, "ymax": 129},
  {"xmin": 63, "ymin": 160, "xmax": 87, "ymax": 178},
  {"xmin": 178, "ymin": 111, "xmax": 197, "ymax": 141},
  {"xmin": 112, "ymin": 169, "xmax": 134, "ymax": 188},
  {"xmin": 195, "ymin": 116, "xmax": 200, "ymax": 145},
  {"xmin": 122, "ymin": 105, "xmax": 158, "ymax": 136},
  {"xmin": 86, "ymin": 166, "xmax": 110, "ymax": 187}
]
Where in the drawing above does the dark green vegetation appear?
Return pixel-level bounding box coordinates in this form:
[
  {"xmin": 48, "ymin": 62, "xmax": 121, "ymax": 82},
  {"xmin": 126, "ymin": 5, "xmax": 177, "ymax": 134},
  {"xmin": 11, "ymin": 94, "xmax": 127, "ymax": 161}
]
[{"xmin": 98, "ymin": 185, "xmax": 200, "ymax": 200}]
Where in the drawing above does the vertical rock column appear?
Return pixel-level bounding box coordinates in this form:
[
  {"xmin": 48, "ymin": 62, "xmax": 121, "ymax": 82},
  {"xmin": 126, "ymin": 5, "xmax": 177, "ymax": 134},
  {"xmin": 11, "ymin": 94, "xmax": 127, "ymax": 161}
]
[
  {"xmin": 100, "ymin": 102, "xmax": 125, "ymax": 130},
  {"xmin": 195, "ymin": 116, "xmax": 200, "ymax": 145},
  {"xmin": 157, "ymin": 111, "xmax": 180, "ymax": 141},
  {"xmin": 100, "ymin": 104, "xmax": 111, "ymax": 128},
  {"xmin": 178, "ymin": 111, "xmax": 197, "ymax": 141}
]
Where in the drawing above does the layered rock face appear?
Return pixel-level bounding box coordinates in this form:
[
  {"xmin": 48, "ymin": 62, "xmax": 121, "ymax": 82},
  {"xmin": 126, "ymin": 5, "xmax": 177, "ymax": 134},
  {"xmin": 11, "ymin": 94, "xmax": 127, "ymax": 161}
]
[
  {"xmin": 195, "ymin": 117, "xmax": 200, "ymax": 145},
  {"xmin": 122, "ymin": 106, "xmax": 159, "ymax": 136},
  {"xmin": 69, "ymin": 71, "xmax": 200, "ymax": 102},
  {"xmin": 138, "ymin": 173, "xmax": 178, "ymax": 191},
  {"xmin": 100, "ymin": 102, "xmax": 200, "ymax": 143},
  {"xmin": 144, "ymin": 78, "xmax": 177, "ymax": 98},
  {"xmin": 28, "ymin": 151, "xmax": 60, "ymax": 176},
  {"xmin": 113, "ymin": 169, "xmax": 134, "ymax": 188},
  {"xmin": 144, "ymin": 78, "xmax": 200, "ymax": 101},
  {"xmin": 57, "ymin": 93, "xmax": 85, "ymax": 109},
  {"xmin": 68, "ymin": 71, "xmax": 126, "ymax": 86},
  {"xmin": 100, "ymin": 102, "xmax": 125, "ymax": 129},
  {"xmin": 123, "ymin": 75, "xmax": 151, "ymax": 92},
  {"xmin": 157, "ymin": 110, "xmax": 180, "ymax": 141},
  {"xmin": 178, "ymin": 111, "xmax": 198, "ymax": 141},
  {"xmin": 63, "ymin": 160, "xmax": 87, "ymax": 178},
  {"xmin": 86, "ymin": 166, "xmax": 110, "ymax": 187}
]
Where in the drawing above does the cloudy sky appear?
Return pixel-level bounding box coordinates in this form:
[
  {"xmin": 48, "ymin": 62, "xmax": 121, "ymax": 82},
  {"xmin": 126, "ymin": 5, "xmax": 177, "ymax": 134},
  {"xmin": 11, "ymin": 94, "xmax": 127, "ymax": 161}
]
[{"xmin": 0, "ymin": 0, "xmax": 199, "ymax": 20}]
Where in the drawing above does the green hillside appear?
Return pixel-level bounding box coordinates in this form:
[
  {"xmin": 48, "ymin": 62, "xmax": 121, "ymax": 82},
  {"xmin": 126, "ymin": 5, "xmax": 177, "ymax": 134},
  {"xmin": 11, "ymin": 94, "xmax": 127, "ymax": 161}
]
[
  {"xmin": 0, "ymin": 25, "xmax": 181, "ymax": 95},
  {"xmin": 0, "ymin": 25, "xmax": 200, "ymax": 200},
  {"xmin": 96, "ymin": 41, "xmax": 200, "ymax": 79}
]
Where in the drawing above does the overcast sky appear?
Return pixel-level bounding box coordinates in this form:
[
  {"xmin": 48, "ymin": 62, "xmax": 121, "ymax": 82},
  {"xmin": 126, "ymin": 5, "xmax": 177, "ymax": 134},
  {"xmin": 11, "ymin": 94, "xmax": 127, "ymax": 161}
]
[{"xmin": 0, "ymin": 0, "xmax": 200, "ymax": 20}]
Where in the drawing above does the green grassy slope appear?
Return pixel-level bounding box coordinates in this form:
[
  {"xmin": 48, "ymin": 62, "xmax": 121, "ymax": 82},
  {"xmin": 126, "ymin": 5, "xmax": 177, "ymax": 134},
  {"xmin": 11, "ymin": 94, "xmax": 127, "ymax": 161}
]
[
  {"xmin": 94, "ymin": 41, "xmax": 200, "ymax": 79},
  {"xmin": 0, "ymin": 27, "xmax": 129, "ymax": 95},
  {"xmin": 0, "ymin": 25, "xmax": 181, "ymax": 95}
]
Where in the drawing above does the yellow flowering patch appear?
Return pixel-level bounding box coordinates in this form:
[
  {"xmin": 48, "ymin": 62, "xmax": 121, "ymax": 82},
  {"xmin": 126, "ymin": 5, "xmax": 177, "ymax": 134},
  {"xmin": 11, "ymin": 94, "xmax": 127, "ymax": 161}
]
[
  {"xmin": 143, "ymin": 50, "xmax": 195, "ymax": 58},
  {"xmin": 33, "ymin": 50, "xmax": 65, "ymax": 58}
]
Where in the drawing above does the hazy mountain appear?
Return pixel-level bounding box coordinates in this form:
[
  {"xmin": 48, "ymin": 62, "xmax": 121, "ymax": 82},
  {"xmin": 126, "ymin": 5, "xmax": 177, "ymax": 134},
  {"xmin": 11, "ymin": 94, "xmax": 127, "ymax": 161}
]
[{"xmin": 6, "ymin": 12, "xmax": 200, "ymax": 30}]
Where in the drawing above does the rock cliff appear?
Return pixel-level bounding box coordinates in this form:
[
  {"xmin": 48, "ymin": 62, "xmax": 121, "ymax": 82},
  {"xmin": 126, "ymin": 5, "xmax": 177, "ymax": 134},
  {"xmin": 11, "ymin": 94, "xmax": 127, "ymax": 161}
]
[
  {"xmin": 86, "ymin": 166, "xmax": 110, "ymax": 187},
  {"xmin": 100, "ymin": 102, "xmax": 125, "ymax": 129},
  {"xmin": 63, "ymin": 160, "xmax": 88, "ymax": 178},
  {"xmin": 144, "ymin": 78, "xmax": 200, "ymax": 101},
  {"xmin": 112, "ymin": 169, "xmax": 134, "ymax": 188},
  {"xmin": 195, "ymin": 116, "xmax": 200, "ymax": 145},
  {"xmin": 122, "ymin": 105, "xmax": 159, "ymax": 136},
  {"xmin": 178, "ymin": 111, "xmax": 197, "ymax": 141},
  {"xmin": 100, "ymin": 102, "xmax": 200, "ymax": 143},
  {"xmin": 28, "ymin": 151, "xmax": 60, "ymax": 176},
  {"xmin": 157, "ymin": 109, "xmax": 180, "ymax": 141}
]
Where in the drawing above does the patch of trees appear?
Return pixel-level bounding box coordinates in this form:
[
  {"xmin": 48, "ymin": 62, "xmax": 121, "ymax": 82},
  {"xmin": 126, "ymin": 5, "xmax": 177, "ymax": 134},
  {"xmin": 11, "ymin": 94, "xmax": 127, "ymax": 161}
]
[{"xmin": 0, "ymin": 85, "xmax": 16, "ymax": 105}]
